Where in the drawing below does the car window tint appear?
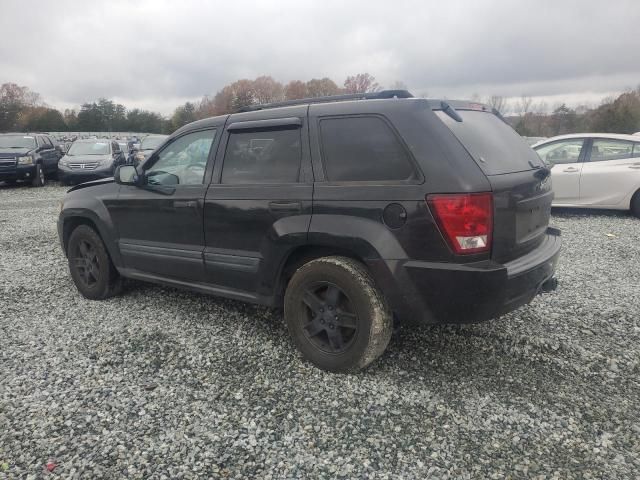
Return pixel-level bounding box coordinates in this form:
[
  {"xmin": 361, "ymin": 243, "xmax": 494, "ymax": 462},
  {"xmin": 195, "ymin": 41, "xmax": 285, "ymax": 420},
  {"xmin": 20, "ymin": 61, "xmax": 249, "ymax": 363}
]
[
  {"xmin": 590, "ymin": 139, "xmax": 633, "ymax": 162},
  {"xmin": 535, "ymin": 139, "xmax": 584, "ymax": 165},
  {"xmin": 42, "ymin": 136, "xmax": 53, "ymax": 148},
  {"xmin": 319, "ymin": 116, "xmax": 416, "ymax": 182},
  {"xmin": 633, "ymin": 143, "xmax": 640, "ymax": 158},
  {"xmin": 221, "ymin": 128, "xmax": 301, "ymax": 184},
  {"xmin": 146, "ymin": 129, "xmax": 216, "ymax": 186}
]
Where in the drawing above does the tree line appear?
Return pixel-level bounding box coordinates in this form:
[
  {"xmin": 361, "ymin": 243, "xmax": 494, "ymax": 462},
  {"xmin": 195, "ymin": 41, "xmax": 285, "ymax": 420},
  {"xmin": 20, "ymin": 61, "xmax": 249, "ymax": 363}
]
[{"xmin": 2, "ymin": 76, "xmax": 639, "ymax": 136}]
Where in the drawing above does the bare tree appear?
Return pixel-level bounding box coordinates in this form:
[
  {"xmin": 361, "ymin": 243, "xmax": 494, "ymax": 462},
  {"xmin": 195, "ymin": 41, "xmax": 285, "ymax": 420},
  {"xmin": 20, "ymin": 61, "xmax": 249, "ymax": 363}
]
[
  {"xmin": 518, "ymin": 95, "xmax": 533, "ymax": 115},
  {"xmin": 486, "ymin": 95, "xmax": 509, "ymax": 115},
  {"xmin": 284, "ymin": 80, "xmax": 308, "ymax": 100},
  {"xmin": 343, "ymin": 73, "xmax": 380, "ymax": 94},
  {"xmin": 306, "ymin": 78, "xmax": 341, "ymax": 97},
  {"xmin": 252, "ymin": 76, "xmax": 284, "ymax": 104}
]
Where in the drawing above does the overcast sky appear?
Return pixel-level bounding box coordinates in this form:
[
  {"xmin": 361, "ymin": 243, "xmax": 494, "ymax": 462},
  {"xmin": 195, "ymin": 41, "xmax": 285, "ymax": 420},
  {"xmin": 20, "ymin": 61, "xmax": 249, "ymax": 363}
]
[{"xmin": 1, "ymin": 0, "xmax": 639, "ymax": 115}]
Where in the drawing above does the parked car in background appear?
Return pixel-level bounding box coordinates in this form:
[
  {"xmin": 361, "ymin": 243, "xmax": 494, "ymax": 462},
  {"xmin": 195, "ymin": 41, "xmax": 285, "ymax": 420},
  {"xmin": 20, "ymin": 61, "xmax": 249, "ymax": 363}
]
[
  {"xmin": 58, "ymin": 139, "xmax": 125, "ymax": 185},
  {"xmin": 133, "ymin": 134, "xmax": 168, "ymax": 164},
  {"xmin": 533, "ymin": 134, "xmax": 640, "ymax": 217},
  {"xmin": 117, "ymin": 141, "xmax": 133, "ymax": 164},
  {"xmin": 58, "ymin": 91, "xmax": 560, "ymax": 372},
  {"xmin": 0, "ymin": 133, "xmax": 61, "ymax": 187}
]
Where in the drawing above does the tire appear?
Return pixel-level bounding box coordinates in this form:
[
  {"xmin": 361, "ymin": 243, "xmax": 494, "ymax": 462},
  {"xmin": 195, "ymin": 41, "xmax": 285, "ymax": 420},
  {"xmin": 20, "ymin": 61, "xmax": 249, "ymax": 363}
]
[
  {"xmin": 284, "ymin": 256, "xmax": 392, "ymax": 372},
  {"xmin": 631, "ymin": 190, "xmax": 640, "ymax": 218},
  {"xmin": 67, "ymin": 225, "xmax": 123, "ymax": 300},
  {"xmin": 31, "ymin": 164, "xmax": 45, "ymax": 187}
]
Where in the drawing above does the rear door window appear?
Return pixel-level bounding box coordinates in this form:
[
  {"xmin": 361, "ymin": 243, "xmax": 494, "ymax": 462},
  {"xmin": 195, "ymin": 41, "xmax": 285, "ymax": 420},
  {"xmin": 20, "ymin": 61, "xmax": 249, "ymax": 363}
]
[
  {"xmin": 318, "ymin": 116, "xmax": 417, "ymax": 182},
  {"xmin": 436, "ymin": 110, "xmax": 543, "ymax": 175},
  {"xmin": 221, "ymin": 128, "xmax": 301, "ymax": 184}
]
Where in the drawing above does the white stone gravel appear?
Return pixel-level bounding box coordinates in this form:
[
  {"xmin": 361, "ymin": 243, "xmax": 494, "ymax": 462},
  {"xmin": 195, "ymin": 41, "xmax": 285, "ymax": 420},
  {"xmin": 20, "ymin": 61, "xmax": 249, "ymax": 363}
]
[{"xmin": 0, "ymin": 182, "xmax": 639, "ymax": 479}]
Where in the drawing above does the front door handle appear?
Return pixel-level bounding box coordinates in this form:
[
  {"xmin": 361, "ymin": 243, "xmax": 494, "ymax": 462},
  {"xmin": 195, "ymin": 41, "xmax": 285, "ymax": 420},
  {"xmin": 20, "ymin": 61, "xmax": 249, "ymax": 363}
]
[
  {"xmin": 563, "ymin": 167, "xmax": 580, "ymax": 173},
  {"xmin": 268, "ymin": 201, "xmax": 302, "ymax": 214}
]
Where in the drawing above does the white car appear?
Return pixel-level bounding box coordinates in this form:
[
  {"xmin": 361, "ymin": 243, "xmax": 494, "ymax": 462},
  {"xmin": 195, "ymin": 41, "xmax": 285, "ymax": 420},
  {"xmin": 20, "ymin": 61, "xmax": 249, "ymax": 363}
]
[{"xmin": 532, "ymin": 133, "xmax": 640, "ymax": 217}]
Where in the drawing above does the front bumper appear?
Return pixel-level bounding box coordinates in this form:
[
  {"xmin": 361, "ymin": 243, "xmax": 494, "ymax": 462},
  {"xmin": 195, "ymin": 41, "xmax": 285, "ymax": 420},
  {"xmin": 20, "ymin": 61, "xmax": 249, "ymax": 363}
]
[
  {"xmin": 58, "ymin": 166, "xmax": 113, "ymax": 185},
  {"xmin": 369, "ymin": 227, "xmax": 561, "ymax": 324},
  {"xmin": 0, "ymin": 164, "xmax": 37, "ymax": 181}
]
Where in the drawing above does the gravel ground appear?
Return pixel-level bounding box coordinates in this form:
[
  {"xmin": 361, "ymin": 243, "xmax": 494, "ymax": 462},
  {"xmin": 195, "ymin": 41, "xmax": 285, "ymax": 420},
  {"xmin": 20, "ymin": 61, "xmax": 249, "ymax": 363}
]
[{"xmin": 1, "ymin": 182, "xmax": 639, "ymax": 479}]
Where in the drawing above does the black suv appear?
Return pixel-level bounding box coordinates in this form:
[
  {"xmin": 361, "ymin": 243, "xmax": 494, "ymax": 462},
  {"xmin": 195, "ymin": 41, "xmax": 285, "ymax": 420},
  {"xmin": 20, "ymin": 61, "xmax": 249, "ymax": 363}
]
[
  {"xmin": 0, "ymin": 133, "xmax": 62, "ymax": 186},
  {"xmin": 58, "ymin": 91, "xmax": 561, "ymax": 372}
]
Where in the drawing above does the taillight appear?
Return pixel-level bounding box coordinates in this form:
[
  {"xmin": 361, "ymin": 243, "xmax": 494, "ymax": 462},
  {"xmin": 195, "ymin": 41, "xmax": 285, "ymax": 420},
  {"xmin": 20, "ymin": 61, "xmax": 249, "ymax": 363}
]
[{"xmin": 426, "ymin": 193, "xmax": 493, "ymax": 255}]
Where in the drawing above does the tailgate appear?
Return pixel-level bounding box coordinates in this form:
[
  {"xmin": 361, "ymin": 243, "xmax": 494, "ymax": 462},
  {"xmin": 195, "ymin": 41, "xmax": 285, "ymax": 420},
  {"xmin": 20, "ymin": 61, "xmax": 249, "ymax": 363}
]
[{"xmin": 488, "ymin": 170, "xmax": 553, "ymax": 263}]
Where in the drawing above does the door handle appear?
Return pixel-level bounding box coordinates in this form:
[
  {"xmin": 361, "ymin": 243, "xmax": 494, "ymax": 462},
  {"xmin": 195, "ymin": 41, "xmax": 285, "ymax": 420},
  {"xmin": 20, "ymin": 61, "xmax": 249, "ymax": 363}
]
[
  {"xmin": 563, "ymin": 167, "xmax": 580, "ymax": 173},
  {"xmin": 629, "ymin": 163, "xmax": 640, "ymax": 169},
  {"xmin": 173, "ymin": 200, "xmax": 198, "ymax": 209},
  {"xmin": 268, "ymin": 201, "xmax": 302, "ymax": 213}
]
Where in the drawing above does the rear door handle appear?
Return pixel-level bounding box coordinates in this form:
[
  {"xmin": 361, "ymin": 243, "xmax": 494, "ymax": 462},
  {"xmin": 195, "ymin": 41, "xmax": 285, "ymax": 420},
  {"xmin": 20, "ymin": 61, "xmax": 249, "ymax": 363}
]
[
  {"xmin": 173, "ymin": 200, "xmax": 198, "ymax": 209},
  {"xmin": 268, "ymin": 201, "xmax": 302, "ymax": 213},
  {"xmin": 563, "ymin": 167, "xmax": 580, "ymax": 173}
]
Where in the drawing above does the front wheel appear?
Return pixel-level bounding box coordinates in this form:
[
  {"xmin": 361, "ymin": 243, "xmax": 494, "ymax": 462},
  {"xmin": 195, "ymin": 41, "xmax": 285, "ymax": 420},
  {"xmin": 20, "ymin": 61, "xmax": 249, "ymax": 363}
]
[
  {"xmin": 31, "ymin": 164, "xmax": 45, "ymax": 187},
  {"xmin": 67, "ymin": 225, "xmax": 123, "ymax": 299},
  {"xmin": 284, "ymin": 256, "xmax": 392, "ymax": 372}
]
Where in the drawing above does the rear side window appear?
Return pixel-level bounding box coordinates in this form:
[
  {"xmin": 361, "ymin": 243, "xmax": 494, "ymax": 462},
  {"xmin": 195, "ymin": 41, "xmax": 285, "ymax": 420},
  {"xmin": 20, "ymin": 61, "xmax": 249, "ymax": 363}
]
[
  {"xmin": 436, "ymin": 110, "xmax": 544, "ymax": 175},
  {"xmin": 319, "ymin": 116, "xmax": 417, "ymax": 182},
  {"xmin": 589, "ymin": 139, "xmax": 633, "ymax": 161},
  {"xmin": 222, "ymin": 128, "xmax": 301, "ymax": 184}
]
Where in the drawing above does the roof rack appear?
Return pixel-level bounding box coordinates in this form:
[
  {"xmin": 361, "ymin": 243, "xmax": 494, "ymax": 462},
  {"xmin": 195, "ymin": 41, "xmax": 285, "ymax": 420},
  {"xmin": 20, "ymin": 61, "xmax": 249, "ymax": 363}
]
[{"xmin": 238, "ymin": 89, "xmax": 414, "ymax": 112}]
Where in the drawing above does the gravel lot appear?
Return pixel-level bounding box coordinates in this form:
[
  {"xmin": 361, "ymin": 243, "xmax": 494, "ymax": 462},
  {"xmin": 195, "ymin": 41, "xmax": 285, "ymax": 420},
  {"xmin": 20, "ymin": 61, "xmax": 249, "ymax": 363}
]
[{"xmin": 1, "ymin": 182, "xmax": 639, "ymax": 479}]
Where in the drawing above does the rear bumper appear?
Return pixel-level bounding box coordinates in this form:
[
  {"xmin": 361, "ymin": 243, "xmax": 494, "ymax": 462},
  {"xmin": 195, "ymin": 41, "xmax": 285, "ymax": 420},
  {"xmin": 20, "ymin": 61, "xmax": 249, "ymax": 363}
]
[{"xmin": 369, "ymin": 227, "xmax": 561, "ymax": 324}]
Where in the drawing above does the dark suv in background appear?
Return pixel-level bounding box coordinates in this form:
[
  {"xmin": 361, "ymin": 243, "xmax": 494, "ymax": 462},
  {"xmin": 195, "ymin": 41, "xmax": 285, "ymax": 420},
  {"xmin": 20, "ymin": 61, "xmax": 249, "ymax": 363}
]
[
  {"xmin": 58, "ymin": 91, "xmax": 561, "ymax": 372},
  {"xmin": 0, "ymin": 133, "xmax": 61, "ymax": 186}
]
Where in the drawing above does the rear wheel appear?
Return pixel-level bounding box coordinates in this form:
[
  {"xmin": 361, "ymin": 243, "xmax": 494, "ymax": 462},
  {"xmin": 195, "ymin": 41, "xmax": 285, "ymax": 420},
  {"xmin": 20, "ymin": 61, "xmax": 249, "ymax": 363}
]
[
  {"xmin": 31, "ymin": 164, "xmax": 45, "ymax": 187},
  {"xmin": 284, "ymin": 256, "xmax": 392, "ymax": 372},
  {"xmin": 631, "ymin": 190, "xmax": 640, "ymax": 218},
  {"xmin": 67, "ymin": 225, "xmax": 123, "ymax": 299}
]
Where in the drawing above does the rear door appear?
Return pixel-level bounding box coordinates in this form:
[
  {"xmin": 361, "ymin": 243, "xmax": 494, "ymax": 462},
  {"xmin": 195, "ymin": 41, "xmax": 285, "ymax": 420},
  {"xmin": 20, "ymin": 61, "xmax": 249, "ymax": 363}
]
[
  {"xmin": 38, "ymin": 136, "xmax": 57, "ymax": 173},
  {"xmin": 579, "ymin": 138, "xmax": 640, "ymax": 206},
  {"xmin": 436, "ymin": 108, "xmax": 553, "ymax": 263},
  {"xmin": 203, "ymin": 107, "xmax": 313, "ymax": 299},
  {"xmin": 534, "ymin": 138, "xmax": 586, "ymax": 204}
]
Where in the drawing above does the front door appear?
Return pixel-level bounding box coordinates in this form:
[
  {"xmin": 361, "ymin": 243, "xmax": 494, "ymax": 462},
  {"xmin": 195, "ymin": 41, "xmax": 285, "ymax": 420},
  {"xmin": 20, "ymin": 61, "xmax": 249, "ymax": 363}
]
[
  {"xmin": 579, "ymin": 138, "xmax": 640, "ymax": 206},
  {"xmin": 111, "ymin": 128, "xmax": 219, "ymax": 282},
  {"xmin": 203, "ymin": 109, "xmax": 313, "ymax": 299},
  {"xmin": 536, "ymin": 138, "xmax": 586, "ymax": 204}
]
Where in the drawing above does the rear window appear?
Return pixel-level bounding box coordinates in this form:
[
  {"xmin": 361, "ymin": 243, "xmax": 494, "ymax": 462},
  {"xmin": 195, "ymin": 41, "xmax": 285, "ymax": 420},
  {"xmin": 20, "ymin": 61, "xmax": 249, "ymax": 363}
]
[{"xmin": 435, "ymin": 110, "xmax": 543, "ymax": 175}]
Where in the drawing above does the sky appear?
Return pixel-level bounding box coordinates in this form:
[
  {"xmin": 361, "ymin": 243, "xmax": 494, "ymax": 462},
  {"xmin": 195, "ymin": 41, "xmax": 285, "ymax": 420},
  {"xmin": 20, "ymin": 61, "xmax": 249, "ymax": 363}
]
[{"xmin": 1, "ymin": 0, "xmax": 639, "ymax": 116}]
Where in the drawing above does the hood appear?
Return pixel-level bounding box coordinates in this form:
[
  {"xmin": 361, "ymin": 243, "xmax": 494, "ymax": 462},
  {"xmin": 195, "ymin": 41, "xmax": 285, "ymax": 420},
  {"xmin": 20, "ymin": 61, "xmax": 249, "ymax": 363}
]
[
  {"xmin": 63, "ymin": 154, "xmax": 112, "ymax": 163},
  {"xmin": 67, "ymin": 177, "xmax": 114, "ymax": 192},
  {"xmin": 0, "ymin": 147, "xmax": 33, "ymax": 157}
]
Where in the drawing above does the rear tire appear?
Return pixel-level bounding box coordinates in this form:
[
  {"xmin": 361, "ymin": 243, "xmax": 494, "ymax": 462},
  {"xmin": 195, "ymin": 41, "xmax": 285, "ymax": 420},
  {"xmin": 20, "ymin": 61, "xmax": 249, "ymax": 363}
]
[
  {"xmin": 31, "ymin": 164, "xmax": 45, "ymax": 187},
  {"xmin": 631, "ymin": 190, "xmax": 640, "ymax": 218},
  {"xmin": 284, "ymin": 256, "xmax": 392, "ymax": 372},
  {"xmin": 67, "ymin": 225, "xmax": 123, "ymax": 299}
]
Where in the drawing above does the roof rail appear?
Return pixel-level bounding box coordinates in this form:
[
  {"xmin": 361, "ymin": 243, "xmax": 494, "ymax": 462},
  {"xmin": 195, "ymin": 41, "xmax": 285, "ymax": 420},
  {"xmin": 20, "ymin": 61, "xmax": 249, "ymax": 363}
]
[{"xmin": 238, "ymin": 89, "xmax": 414, "ymax": 112}]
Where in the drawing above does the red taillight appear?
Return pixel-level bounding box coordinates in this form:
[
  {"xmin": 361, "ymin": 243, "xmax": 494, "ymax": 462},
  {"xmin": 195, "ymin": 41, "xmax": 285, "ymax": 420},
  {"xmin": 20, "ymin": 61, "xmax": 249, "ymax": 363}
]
[{"xmin": 426, "ymin": 193, "xmax": 493, "ymax": 255}]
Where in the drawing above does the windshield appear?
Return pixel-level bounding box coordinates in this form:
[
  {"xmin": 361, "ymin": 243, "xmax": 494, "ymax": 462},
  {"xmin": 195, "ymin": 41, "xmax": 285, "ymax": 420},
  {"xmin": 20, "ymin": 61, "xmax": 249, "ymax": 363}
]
[
  {"xmin": 0, "ymin": 135, "xmax": 36, "ymax": 149},
  {"xmin": 435, "ymin": 110, "xmax": 544, "ymax": 175},
  {"xmin": 67, "ymin": 142, "xmax": 110, "ymax": 155},
  {"xmin": 140, "ymin": 136, "xmax": 166, "ymax": 150}
]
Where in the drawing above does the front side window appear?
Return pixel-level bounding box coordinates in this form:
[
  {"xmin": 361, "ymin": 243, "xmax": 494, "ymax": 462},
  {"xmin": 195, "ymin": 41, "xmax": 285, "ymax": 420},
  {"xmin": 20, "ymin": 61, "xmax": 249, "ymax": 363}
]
[
  {"xmin": 319, "ymin": 116, "xmax": 416, "ymax": 182},
  {"xmin": 146, "ymin": 129, "xmax": 216, "ymax": 186},
  {"xmin": 633, "ymin": 144, "xmax": 640, "ymax": 158},
  {"xmin": 535, "ymin": 139, "xmax": 584, "ymax": 165},
  {"xmin": 589, "ymin": 139, "xmax": 633, "ymax": 162},
  {"xmin": 221, "ymin": 128, "xmax": 301, "ymax": 184}
]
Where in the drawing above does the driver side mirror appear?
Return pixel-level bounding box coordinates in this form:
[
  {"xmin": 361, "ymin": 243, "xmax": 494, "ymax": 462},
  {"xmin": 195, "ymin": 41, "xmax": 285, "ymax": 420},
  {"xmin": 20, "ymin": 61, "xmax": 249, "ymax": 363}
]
[{"xmin": 114, "ymin": 165, "xmax": 140, "ymax": 185}]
